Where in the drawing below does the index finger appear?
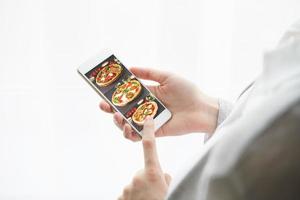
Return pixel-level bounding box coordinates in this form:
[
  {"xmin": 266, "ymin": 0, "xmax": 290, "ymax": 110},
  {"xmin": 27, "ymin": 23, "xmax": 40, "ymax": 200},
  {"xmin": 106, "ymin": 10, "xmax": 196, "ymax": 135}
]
[
  {"xmin": 99, "ymin": 101, "xmax": 115, "ymax": 113},
  {"xmin": 142, "ymin": 117, "xmax": 161, "ymax": 170}
]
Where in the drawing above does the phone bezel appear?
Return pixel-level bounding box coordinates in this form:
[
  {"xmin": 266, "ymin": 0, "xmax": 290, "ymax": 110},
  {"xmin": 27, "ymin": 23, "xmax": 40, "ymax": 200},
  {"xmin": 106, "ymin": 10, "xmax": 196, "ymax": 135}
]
[{"xmin": 77, "ymin": 50, "xmax": 172, "ymax": 137}]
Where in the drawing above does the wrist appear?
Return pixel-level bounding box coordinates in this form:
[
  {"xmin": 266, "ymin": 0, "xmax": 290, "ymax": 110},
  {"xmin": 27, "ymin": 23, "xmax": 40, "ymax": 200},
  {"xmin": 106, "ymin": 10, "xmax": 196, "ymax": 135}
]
[{"xmin": 195, "ymin": 95, "xmax": 219, "ymax": 134}]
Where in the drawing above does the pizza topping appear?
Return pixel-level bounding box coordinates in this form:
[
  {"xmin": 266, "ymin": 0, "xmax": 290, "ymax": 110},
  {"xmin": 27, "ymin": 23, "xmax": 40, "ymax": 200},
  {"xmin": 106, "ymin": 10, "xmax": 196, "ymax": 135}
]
[
  {"xmin": 111, "ymin": 79, "xmax": 142, "ymax": 106},
  {"xmin": 95, "ymin": 63, "xmax": 122, "ymax": 87},
  {"xmin": 126, "ymin": 92, "xmax": 134, "ymax": 99}
]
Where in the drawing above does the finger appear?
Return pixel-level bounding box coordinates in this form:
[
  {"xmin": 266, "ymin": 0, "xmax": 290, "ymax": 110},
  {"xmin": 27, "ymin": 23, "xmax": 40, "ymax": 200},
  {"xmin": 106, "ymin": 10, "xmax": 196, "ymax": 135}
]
[
  {"xmin": 113, "ymin": 113, "xmax": 125, "ymax": 130},
  {"xmin": 130, "ymin": 67, "xmax": 170, "ymax": 84},
  {"xmin": 113, "ymin": 119, "xmax": 123, "ymax": 131},
  {"xmin": 113, "ymin": 113, "xmax": 125, "ymax": 126},
  {"xmin": 164, "ymin": 173, "xmax": 172, "ymax": 186},
  {"xmin": 114, "ymin": 113, "xmax": 142, "ymax": 142},
  {"xmin": 142, "ymin": 117, "xmax": 161, "ymax": 170},
  {"xmin": 123, "ymin": 124, "xmax": 142, "ymax": 142},
  {"xmin": 99, "ymin": 101, "xmax": 114, "ymax": 113}
]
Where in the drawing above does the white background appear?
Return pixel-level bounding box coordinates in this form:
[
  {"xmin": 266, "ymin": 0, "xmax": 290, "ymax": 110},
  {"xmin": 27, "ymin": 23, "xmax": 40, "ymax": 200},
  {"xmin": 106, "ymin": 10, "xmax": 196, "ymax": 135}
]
[{"xmin": 0, "ymin": 0, "xmax": 299, "ymax": 199}]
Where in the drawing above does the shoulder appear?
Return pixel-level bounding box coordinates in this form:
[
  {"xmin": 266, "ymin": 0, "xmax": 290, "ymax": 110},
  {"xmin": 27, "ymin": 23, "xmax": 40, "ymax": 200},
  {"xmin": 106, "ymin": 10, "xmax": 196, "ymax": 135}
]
[
  {"xmin": 233, "ymin": 99, "xmax": 300, "ymax": 199},
  {"xmin": 207, "ymin": 99, "xmax": 300, "ymax": 200}
]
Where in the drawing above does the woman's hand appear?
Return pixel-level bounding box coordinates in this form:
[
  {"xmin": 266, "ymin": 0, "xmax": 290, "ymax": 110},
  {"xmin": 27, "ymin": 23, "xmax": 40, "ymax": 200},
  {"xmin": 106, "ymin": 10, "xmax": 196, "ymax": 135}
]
[
  {"xmin": 99, "ymin": 67, "xmax": 219, "ymax": 142},
  {"xmin": 117, "ymin": 117, "xmax": 171, "ymax": 200}
]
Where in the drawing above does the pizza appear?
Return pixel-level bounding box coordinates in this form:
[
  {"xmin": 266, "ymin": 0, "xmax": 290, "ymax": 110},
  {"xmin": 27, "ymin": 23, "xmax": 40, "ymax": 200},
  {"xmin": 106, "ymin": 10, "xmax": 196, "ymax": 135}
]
[
  {"xmin": 111, "ymin": 79, "xmax": 142, "ymax": 106},
  {"xmin": 95, "ymin": 63, "xmax": 123, "ymax": 87},
  {"xmin": 132, "ymin": 101, "xmax": 158, "ymax": 126}
]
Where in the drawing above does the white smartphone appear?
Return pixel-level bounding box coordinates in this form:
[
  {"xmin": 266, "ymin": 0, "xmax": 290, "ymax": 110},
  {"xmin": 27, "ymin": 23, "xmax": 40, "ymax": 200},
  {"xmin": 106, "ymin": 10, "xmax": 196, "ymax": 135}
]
[{"xmin": 77, "ymin": 50, "xmax": 172, "ymax": 137}]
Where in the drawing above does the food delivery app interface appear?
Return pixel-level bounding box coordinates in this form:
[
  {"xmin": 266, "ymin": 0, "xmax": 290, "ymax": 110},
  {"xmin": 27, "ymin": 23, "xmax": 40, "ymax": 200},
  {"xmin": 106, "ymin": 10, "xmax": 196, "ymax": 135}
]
[{"xmin": 85, "ymin": 55, "xmax": 165, "ymax": 131}]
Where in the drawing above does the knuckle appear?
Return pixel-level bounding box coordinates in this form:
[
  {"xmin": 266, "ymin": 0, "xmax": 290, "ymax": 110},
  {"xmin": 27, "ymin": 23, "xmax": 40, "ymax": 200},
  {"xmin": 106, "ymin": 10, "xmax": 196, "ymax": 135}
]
[
  {"xmin": 132, "ymin": 176, "xmax": 143, "ymax": 187},
  {"xmin": 146, "ymin": 168, "xmax": 160, "ymax": 182}
]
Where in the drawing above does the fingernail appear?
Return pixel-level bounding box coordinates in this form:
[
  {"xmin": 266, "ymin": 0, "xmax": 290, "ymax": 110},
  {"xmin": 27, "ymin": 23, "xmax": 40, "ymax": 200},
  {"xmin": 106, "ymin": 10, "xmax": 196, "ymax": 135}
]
[
  {"xmin": 144, "ymin": 116, "xmax": 153, "ymax": 125},
  {"xmin": 145, "ymin": 116, "xmax": 152, "ymax": 120}
]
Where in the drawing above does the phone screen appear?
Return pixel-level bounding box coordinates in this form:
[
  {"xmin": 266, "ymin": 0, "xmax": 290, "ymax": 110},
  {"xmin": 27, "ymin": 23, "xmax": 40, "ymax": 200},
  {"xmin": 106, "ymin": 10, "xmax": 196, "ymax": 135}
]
[{"xmin": 84, "ymin": 54, "xmax": 166, "ymax": 132}]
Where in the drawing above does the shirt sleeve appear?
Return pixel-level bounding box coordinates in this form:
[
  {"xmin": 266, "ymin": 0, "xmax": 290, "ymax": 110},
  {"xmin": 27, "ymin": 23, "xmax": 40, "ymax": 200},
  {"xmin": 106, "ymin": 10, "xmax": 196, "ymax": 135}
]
[
  {"xmin": 204, "ymin": 98, "xmax": 234, "ymax": 142},
  {"xmin": 217, "ymin": 98, "xmax": 234, "ymax": 125},
  {"xmin": 204, "ymin": 100, "xmax": 300, "ymax": 200}
]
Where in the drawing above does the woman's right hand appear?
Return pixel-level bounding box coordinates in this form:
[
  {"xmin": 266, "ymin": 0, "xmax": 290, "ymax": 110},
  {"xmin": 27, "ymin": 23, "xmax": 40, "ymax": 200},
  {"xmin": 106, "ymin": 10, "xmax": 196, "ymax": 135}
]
[{"xmin": 99, "ymin": 67, "xmax": 219, "ymax": 142}]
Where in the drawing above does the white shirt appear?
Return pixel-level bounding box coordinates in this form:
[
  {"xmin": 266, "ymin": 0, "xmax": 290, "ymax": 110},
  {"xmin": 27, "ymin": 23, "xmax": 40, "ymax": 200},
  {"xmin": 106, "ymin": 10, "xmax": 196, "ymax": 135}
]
[{"xmin": 167, "ymin": 19, "xmax": 300, "ymax": 200}]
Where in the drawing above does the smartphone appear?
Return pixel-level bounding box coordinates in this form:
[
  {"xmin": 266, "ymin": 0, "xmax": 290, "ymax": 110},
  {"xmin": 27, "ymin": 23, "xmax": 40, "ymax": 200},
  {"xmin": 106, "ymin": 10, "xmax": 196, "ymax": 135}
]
[{"xmin": 77, "ymin": 50, "xmax": 172, "ymax": 137}]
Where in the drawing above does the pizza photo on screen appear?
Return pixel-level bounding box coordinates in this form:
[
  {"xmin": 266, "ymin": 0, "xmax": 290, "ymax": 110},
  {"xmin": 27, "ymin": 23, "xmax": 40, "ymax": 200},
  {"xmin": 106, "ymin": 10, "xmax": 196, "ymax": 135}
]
[
  {"xmin": 124, "ymin": 94, "xmax": 164, "ymax": 130},
  {"xmin": 132, "ymin": 101, "xmax": 158, "ymax": 126},
  {"xmin": 84, "ymin": 54, "xmax": 167, "ymax": 132},
  {"xmin": 111, "ymin": 78, "xmax": 142, "ymax": 107},
  {"xmin": 94, "ymin": 61, "xmax": 123, "ymax": 87}
]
